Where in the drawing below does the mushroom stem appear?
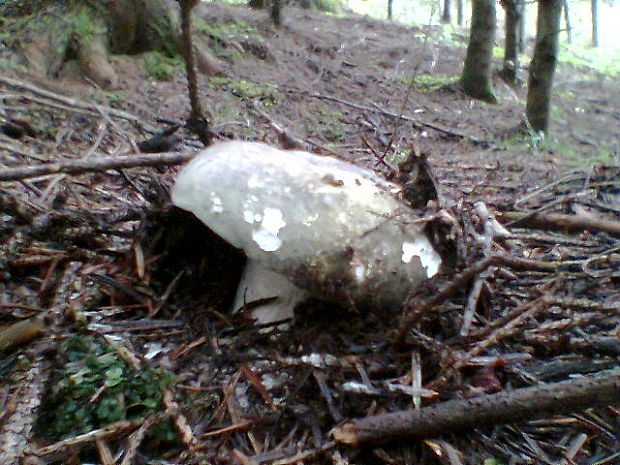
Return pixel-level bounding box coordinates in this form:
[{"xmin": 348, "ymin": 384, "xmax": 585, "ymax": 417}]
[{"xmin": 233, "ymin": 259, "xmax": 308, "ymax": 325}]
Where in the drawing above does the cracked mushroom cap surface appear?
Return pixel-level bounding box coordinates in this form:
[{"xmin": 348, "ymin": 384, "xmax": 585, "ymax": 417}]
[{"xmin": 171, "ymin": 141, "xmax": 441, "ymax": 310}]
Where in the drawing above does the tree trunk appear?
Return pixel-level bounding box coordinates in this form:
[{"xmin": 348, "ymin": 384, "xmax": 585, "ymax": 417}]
[
  {"xmin": 271, "ymin": 0, "xmax": 282, "ymax": 26},
  {"xmin": 248, "ymin": 0, "xmax": 266, "ymax": 8},
  {"xmin": 3, "ymin": 0, "xmax": 220, "ymax": 89},
  {"xmin": 517, "ymin": 0, "xmax": 526, "ymax": 52},
  {"xmin": 500, "ymin": 0, "xmax": 520, "ymax": 84},
  {"xmin": 525, "ymin": 0, "xmax": 562, "ymax": 133},
  {"xmin": 442, "ymin": 0, "xmax": 452, "ymax": 23},
  {"xmin": 460, "ymin": 0, "xmax": 497, "ymax": 103},
  {"xmin": 457, "ymin": 0, "xmax": 464, "ymax": 26},
  {"xmin": 387, "ymin": 0, "xmax": 394, "ymax": 20},
  {"xmin": 591, "ymin": 0, "xmax": 599, "ymax": 47},
  {"xmin": 562, "ymin": 0, "xmax": 572, "ymax": 44}
]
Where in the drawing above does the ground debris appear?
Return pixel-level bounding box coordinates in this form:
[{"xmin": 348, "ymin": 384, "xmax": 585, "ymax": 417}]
[{"xmin": 1, "ymin": 2, "xmax": 619, "ymax": 463}]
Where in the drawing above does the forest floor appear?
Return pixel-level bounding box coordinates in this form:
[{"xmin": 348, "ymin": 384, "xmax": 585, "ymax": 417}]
[{"xmin": 0, "ymin": 2, "xmax": 619, "ymax": 465}]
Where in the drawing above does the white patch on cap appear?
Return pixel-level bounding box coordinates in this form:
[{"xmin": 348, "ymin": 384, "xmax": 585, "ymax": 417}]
[
  {"xmin": 302, "ymin": 213, "xmax": 319, "ymax": 226},
  {"xmin": 401, "ymin": 237, "xmax": 441, "ymax": 277},
  {"xmin": 210, "ymin": 193, "xmax": 223, "ymax": 213},
  {"xmin": 248, "ymin": 174, "xmax": 264, "ymax": 189},
  {"xmin": 252, "ymin": 207, "xmax": 286, "ymax": 252}
]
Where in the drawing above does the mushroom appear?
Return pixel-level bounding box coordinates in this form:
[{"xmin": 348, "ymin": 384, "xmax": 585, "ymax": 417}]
[{"xmin": 171, "ymin": 141, "xmax": 442, "ymax": 324}]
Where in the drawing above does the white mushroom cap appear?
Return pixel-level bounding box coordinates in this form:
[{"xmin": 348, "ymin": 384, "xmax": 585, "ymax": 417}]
[{"xmin": 172, "ymin": 141, "xmax": 441, "ymax": 323}]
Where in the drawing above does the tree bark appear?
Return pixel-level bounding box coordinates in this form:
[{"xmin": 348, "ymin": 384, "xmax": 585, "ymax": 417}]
[
  {"xmin": 562, "ymin": 0, "xmax": 572, "ymax": 44},
  {"xmin": 500, "ymin": 0, "xmax": 520, "ymax": 84},
  {"xmin": 387, "ymin": 0, "xmax": 394, "ymax": 20},
  {"xmin": 442, "ymin": 0, "xmax": 452, "ymax": 23},
  {"xmin": 1, "ymin": 0, "xmax": 211, "ymax": 89},
  {"xmin": 460, "ymin": 0, "xmax": 497, "ymax": 103},
  {"xmin": 457, "ymin": 0, "xmax": 464, "ymax": 26},
  {"xmin": 517, "ymin": 0, "xmax": 526, "ymax": 52},
  {"xmin": 271, "ymin": 0, "xmax": 282, "ymax": 26},
  {"xmin": 525, "ymin": 0, "xmax": 562, "ymax": 133},
  {"xmin": 333, "ymin": 369, "xmax": 620, "ymax": 446},
  {"xmin": 591, "ymin": 0, "xmax": 599, "ymax": 47},
  {"xmin": 248, "ymin": 0, "xmax": 266, "ymax": 8}
]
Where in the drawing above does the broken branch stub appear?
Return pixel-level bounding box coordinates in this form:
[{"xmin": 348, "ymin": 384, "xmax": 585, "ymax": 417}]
[{"xmin": 172, "ymin": 141, "xmax": 442, "ymax": 319}]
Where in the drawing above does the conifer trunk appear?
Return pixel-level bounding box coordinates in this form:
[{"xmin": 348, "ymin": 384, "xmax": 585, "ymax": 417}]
[
  {"xmin": 525, "ymin": 0, "xmax": 562, "ymax": 132},
  {"xmin": 591, "ymin": 0, "xmax": 599, "ymax": 47},
  {"xmin": 460, "ymin": 0, "xmax": 497, "ymax": 103},
  {"xmin": 442, "ymin": 0, "xmax": 452, "ymax": 23},
  {"xmin": 501, "ymin": 0, "xmax": 520, "ymax": 84}
]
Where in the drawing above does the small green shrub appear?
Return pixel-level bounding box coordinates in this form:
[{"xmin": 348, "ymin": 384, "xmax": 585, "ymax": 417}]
[{"xmin": 36, "ymin": 335, "xmax": 173, "ymax": 441}]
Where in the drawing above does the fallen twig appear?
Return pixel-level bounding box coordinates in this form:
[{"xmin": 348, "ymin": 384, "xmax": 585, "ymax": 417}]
[
  {"xmin": 426, "ymin": 294, "xmax": 550, "ymax": 389},
  {"xmin": 393, "ymin": 252, "xmax": 569, "ymax": 348},
  {"xmin": 500, "ymin": 211, "xmax": 620, "ymax": 237},
  {"xmin": 30, "ymin": 417, "xmax": 153, "ymax": 457},
  {"xmin": 0, "ymin": 74, "xmax": 155, "ymax": 130},
  {"xmin": 290, "ymin": 89, "xmax": 489, "ymax": 145},
  {"xmin": 178, "ymin": 0, "xmax": 212, "ymax": 145},
  {"xmin": 0, "ymin": 314, "xmax": 46, "ymax": 352},
  {"xmin": 332, "ymin": 369, "xmax": 620, "ymax": 446},
  {"xmin": 393, "ymin": 256, "xmax": 501, "ymax": 347},
  {"xmin": 0, "ymin": 151, "xmax": 195, "ymax": 182},
  {"xmin": 461, "ymin": 202, "xmax": 500, "ymax": 335}
]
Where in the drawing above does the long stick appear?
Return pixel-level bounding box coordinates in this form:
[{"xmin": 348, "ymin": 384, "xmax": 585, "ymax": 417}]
[
  {"xmin": 0, "ymin": 152, "xmax": 195, "ymax": 182},
  {"xmin": 332, "ymin": 369, "xmax": 620, "ymax": 446},
  {"xmin": 501, "ymin": 210, "xmax": 620, "ymax": 236}
]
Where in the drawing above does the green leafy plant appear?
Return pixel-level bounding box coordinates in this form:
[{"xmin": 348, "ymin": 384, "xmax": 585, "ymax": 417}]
[{"xmin": 36, "ymin": 335, "xmax": 173, "ymax": 441}]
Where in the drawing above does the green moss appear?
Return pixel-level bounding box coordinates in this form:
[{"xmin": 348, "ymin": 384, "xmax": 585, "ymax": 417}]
[
  {"xmin": 71, "ymin": 5, "xmax": 101, "ymax": 41},
  {"xmin": 194, "ymin": 18, "xmax": 261, "ymax": 42},
  {"xmin": 484, "ymin": 459, "xmax": 505, "ymax": 465},
  {"xmin": 194, "ymin": 18, "xmax": 263, "ymax": 59},
  {"xmin": 142, "ymin": 51, "xmax": 183, "ymax": 80},
  {"xmin": 103, "ymin": 90, "xmax": 129, "ymax": 109},
  {"xmin": 401, "ymin": 73, "xmax": 456, "ymax": 91},
  {"xmin": 36, "ymin": 334, "xmax": 174, "ymax": 442},
  {"xmin": 307, "ymin": 106, "xmax": 346, "ymax": 143},
  {"xmin": 209, "ymin": 76, "xmax": 280, "ymax": 105},
  {"xmin": 555, "ymin": 89, "xmax": 575, "ymax": 99}
]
